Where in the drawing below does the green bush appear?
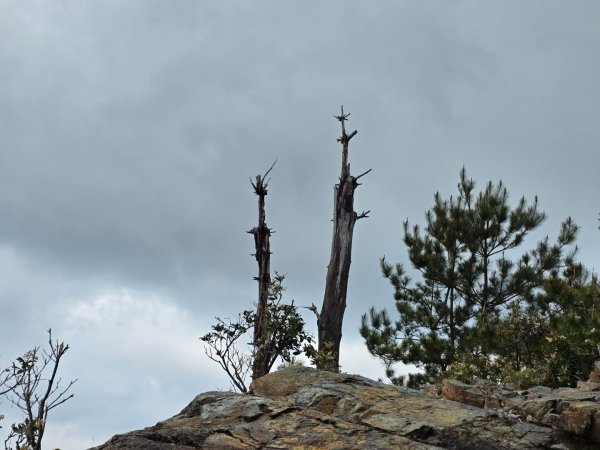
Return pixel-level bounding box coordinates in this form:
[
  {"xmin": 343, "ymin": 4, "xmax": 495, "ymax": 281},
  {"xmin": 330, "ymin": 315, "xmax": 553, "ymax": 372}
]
[
  {"xmin": 446, "ymin": 352, "xmax": 502, "ymax": 384},
  {"xmin": 304, "ymin": 341, "xmax": 340, "ymax": 373},
  {"xmin": 501, "ymin": 367, "xmax": 546, "ymax": 389}
]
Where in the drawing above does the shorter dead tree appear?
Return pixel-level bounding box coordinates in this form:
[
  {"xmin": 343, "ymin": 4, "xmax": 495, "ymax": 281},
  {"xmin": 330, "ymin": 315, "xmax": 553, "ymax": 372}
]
[
  {"xmin": 247, "ymin": 161, "xmax": 275, "ymax": 380},
  {"xmin": 201, "ymin": 164, "xmax": 312, "ymax": 391},
  {"xmin": 1, "ymin": 329, "xmax": 76, "ymax": 450}
]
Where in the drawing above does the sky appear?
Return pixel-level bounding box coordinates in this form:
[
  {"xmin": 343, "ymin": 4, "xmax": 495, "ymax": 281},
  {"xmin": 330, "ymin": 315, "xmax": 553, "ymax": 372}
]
[{"xmin": 0, "ymin": 1, "xmax": 599, "ymax": 448}]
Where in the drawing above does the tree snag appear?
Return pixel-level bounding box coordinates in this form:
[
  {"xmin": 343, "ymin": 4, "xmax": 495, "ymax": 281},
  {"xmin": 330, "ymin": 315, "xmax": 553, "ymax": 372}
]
[
  {"xmin": 1, "ymin": 329, "xmax": 76, "ymax": 450},
  {"xmin": 248, "ymin": 160, "xmax": 276, "ymax": 380},
  {"xmin": 317, "ymin": 107, "xmax": 370, "ymax": 370}
]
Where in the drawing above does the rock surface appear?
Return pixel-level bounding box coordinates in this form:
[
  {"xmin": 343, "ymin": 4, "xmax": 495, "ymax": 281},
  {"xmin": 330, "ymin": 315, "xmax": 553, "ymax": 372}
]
[
  {"xmin": 435, "ymin": 377, "xmax": 600, "ymax": 448},
  {"xmin": 91, "ymin": 367, "xmax": 565, "ymax": 449}
]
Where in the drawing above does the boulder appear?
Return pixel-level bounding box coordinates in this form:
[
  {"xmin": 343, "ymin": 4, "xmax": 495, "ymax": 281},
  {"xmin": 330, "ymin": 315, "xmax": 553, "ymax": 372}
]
[
  {"xmin": 521, "ymin": 397, "xmax": 557, "ymax": 421},
  {"xmin": 588, "ymin": 361, "xmax": 600, "ymax": 383},
  {"xmin": 577, "ymin": 381, "xmax": 600, "ymax": 392},
  {"xmin": 559, "ymin": 401, "xmax": 596, "ymax": 436},
  {"xmin": 423, "ymin": 383, "xmax": 442, "ymax": 396},
  {"xmin": 91, "ymin": 367, "xmax": 555, "ymax": 449},
  {"xmin": 441, "ymin": 379, "xmax": 486, "ymax": 408}
]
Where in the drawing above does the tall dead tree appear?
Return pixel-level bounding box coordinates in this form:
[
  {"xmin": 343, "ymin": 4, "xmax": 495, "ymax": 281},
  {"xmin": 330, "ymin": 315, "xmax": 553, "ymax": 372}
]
[
  {"xmin": 248, "ymin": 161, "xmax": 276, "ymax": 380},
  {"xmin": 317, "ymin": 107, "xmax": 370, "ymax": 370}
]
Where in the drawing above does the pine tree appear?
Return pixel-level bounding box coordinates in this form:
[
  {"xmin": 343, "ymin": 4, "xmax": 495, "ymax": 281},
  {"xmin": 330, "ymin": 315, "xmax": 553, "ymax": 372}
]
[
  {"xmin": 533, "ymin": 262, "xmax": 600, "ymax": 386},
  {"xmin": 360, "ymin": 168, "xmax": 577, "ymax": 387}
]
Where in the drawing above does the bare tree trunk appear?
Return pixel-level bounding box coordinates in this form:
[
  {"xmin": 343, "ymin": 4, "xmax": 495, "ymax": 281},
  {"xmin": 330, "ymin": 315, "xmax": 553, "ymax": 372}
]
[
  {"xmin": 317, "ymin": 107, "xmax": 370, "ymax": 370},
  {"xmin": 248, "ymin": 161, "xmax": 276, "ymax": 380}
]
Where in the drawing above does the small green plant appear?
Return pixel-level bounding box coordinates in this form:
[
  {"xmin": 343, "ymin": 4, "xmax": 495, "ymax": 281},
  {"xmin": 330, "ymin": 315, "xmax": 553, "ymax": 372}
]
[
  {"xmin": 445, "ymin": 352, "xmax": 502, "ymax": 384},
  {"xmin": 201, "ymin": 274, "xmax": 313, "ymax": 392},
  {"xmin": 276, "ymin": 356, "xmax": 305, "ymax": 371},
  {"xmin": 501, "ymin": 367, "xmax": 546, "ymax": 389},
  {"xmin": 305, "ymin": 341, "xmax": 340, "ymax": 373}
]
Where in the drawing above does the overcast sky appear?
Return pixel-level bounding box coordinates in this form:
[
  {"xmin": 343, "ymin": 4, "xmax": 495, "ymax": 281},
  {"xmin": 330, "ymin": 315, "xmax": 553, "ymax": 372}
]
[{"xmin": 1, "ymin": 1, "xmax": 599, "ymax": 448}]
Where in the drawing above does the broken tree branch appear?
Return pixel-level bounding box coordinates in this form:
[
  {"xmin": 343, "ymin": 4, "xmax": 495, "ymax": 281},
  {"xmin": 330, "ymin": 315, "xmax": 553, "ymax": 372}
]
[
  {"xmin": 356, "ymin": 210, "xmax": 371, "ymax": 220},
  {"xmin": 356, "ymin": 168, "xmax": 372, "ymax": 180}
]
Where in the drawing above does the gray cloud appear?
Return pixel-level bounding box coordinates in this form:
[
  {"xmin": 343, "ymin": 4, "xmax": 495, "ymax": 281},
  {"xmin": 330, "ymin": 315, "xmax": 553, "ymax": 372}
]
[{"xmin": 1, "ymin": 2, "xmax": 600, "ymax": 448}]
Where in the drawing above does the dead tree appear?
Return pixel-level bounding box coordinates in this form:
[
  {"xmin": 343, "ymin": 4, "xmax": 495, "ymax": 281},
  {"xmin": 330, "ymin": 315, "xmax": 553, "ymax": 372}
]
[
  {"xmin": 317, "ymin": 107, "xmax": 370, "ymax": 370},
  {"xmin": 247, "ymin": 161, "xmax": 276, "ymax": 380},
  {"xmin": 1, "ymin": 329, "xmax": 76, "ymax": 450}
]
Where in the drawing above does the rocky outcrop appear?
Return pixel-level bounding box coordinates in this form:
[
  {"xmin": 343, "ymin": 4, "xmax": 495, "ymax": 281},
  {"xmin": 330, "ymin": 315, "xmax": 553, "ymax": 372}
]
[
  {"xmin": 436, "ymin": 377, "xmax": 600, "ymax": 448},
  {"xmin": 91, "ymin": 367, "xmax": 565, "ymax": 449}
]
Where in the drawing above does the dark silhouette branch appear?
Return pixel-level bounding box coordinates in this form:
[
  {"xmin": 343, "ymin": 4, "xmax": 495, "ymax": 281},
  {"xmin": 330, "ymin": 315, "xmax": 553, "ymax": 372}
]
[
  {"xmin": 356, "ymin": 210, "xmax": 371, "ymax": 220},
  {"xmin": 356, "ymin": 168, "xmax": 372, "ymax": 181}
]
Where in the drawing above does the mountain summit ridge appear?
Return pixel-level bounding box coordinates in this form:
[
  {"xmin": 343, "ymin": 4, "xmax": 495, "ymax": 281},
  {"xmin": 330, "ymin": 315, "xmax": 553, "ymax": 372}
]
[{"xmin": 91, "ymin": 366, "xmax": 598, "ymax": 449}]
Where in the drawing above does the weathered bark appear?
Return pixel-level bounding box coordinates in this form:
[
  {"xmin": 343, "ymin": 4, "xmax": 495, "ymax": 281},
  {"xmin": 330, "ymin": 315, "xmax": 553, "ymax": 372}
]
[
  {"xmin": 317, "ymin": 108, "xmax": 370, "ymax": 369},
  {"xmin": 248, "ymin": 161, "xmax": 276, "ymax": 380}
]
